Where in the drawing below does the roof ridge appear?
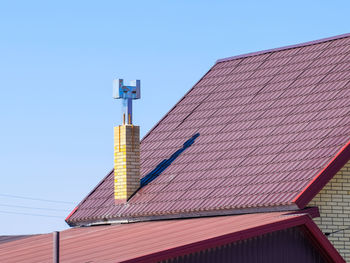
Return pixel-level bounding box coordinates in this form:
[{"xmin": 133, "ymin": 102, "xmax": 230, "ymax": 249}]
[{"xmin": 216, "ymin": 32, "xmax": 350, "ymax": 63}]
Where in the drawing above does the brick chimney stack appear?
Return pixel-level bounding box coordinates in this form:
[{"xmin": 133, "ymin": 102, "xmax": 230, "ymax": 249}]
[{"xmin": 114, "ymin": 124, "xmax": 140, "ymax": 203}]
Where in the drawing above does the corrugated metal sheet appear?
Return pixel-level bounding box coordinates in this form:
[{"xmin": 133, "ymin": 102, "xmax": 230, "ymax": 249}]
[
  {"xmin": 67, "ymin": 33, "xmax": 350, "ymax": 225},
  {"xmin": 0, "ymin": 235, "xmax": 35, "ymax": 245},
  {"xmin": 0, "ymin": 211, "xmax": 344, "ymax": 263},
  {"xmin": 162, "ymin": 227, "xmax": 329, "ymax": 263}
]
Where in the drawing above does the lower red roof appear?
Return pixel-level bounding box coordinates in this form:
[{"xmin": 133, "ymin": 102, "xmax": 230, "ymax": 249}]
[{"xmin": 0, "ymin": 210, "xmax": 344, "ymax": 263}]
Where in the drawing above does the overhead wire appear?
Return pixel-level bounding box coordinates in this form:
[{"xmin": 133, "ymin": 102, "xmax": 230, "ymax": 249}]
[
  {"xmin": 325, "ymin": 226, "xmax": 350, "ymax": 236},
  {"xmin": 0, "ymin": 194, "xmax": 74, "ymax": 204},
  {"xmin": 0, "ymin": 210, "xmax": 62, "ymax": 218},
  {"xmin": 0, "ymin": 203, "xmax": 70, "ymax": 212},
  {"xmin": 0, "ymin": 193, "xmax": 73, "ymax": 219}
]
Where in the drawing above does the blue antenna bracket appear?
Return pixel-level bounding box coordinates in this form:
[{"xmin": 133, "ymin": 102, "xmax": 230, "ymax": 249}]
[{"xmin": 113, "ymin": 79, "xmax": 141, "ymax": 124}]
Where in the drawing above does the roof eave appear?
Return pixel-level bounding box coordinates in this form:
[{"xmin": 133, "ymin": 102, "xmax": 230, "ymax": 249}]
[
  {"xmin": 67, "ymin": 204, "xmax": 299, "ymax": 227},
  {"xmin": 120, "ymin": 214, "xmax": 345, "ymax": 263}
]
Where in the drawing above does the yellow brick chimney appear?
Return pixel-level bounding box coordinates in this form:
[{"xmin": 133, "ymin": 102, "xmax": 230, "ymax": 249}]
[{"xmin": 114, "ymin": 124, "xmax": 140, "ymax": 203}]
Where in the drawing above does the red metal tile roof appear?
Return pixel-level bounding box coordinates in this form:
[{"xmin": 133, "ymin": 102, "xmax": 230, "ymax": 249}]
[
  {"xmin": 67, "ymin": 33, "xmax": 350, "ymax": 225},
  {"xmin": 0, "ymin": 211, "xmax": 344, "ymax": 263}
]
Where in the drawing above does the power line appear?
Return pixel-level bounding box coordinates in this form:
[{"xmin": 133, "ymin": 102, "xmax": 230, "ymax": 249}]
[
  {"xmin": 325, "ymin": 226, "xmax": 350, "ymax": 236},
  {"xmin": 0, "ymin": 210, "xmax": 62, "ymax": 218},
  {"xmin": 0, "ymin": 194, "xmax": 74, "ymax": 204},
  {"xmin": 0, "ymin": 204, "xmax": 70, "ymax": 212}
]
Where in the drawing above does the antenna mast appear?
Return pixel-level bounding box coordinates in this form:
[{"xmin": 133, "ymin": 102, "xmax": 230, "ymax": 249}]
[{"xmin": 113, "ymin": 79, "xmax": 141, "ymax": 124}]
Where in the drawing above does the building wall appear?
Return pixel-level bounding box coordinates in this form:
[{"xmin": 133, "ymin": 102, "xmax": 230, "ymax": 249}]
[
  {"xmin": 309, "ymin": 160, "xmax": 350, "ymax": 262},
  {"xmin": 161, "ymin": 227, "xmax": 329, "ymax": 263}
]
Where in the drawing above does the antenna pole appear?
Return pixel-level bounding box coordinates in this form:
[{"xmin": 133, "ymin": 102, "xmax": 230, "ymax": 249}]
[
  {"xmin": 127, "ymin": 98, "xmax": 132, "ymax": 124},
  {"xmin": 53, "ymin": 231, "xmax": 59, "ymax": 263}
]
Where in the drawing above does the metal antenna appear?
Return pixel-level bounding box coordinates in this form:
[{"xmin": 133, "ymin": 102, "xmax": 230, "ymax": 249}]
[{"xmin": 113, "ymin": 79, "xmax": 141, "ymax": 124}]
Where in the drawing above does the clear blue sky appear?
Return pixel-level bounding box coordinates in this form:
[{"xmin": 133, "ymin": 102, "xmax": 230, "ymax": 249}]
[{"xmin": 0, "ymin": 0, "xmax": 349, "ymax": 235}]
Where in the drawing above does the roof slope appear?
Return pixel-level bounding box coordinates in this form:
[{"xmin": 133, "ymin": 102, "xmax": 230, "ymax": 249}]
[
  {"xmin": 67, "ymin": 33, "xmax": 350, "ymax": 225},
  {"xmin": 0, "ymin": 211, "xmax": 344, "ymax": 263}
]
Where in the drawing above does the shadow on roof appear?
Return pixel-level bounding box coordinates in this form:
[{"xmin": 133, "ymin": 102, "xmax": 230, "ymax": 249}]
[{"xmin": 140, "ymin": 133, "xmax": 200, "ymax": 187}]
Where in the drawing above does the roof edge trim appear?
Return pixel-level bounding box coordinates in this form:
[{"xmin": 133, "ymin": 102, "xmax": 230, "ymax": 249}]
[
  {"xmin": 293, "ymin": 140, "xmax": 350, "ymax": 208},
  {"xmin": 65, "ymin": 169, "xmax": 114, "ymax": 223},
  {"xmin": 67, "ymin": 204, "xmax": 298, "ymax": 227},
  {"xmin": 216, "ymin": 33, "xmax": 350, "ymax": 63},
  {"xmin": 65, "ymin": 206, "xmax": 78, "ymax": 221}
]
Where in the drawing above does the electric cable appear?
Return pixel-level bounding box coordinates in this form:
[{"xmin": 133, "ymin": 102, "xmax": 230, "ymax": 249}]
[
  {"xmin": 0, "ymin": 210, "xmax": 62, "ymax": 218},
  {"xmin": 0, "ymin": 194, "xmax": 74, "ymax": 204},
  {"xmin": 0, "ymin": 203, "xmax": 70, "ymax": 212},
  {"xmin": 325, "ymin": 226, "xmax": 350, "ymax": 236}
]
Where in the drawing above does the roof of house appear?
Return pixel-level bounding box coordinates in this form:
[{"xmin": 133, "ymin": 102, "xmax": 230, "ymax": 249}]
[
  {"xmin": 0, "ymin": 210, "xmax": 344, "ymax": 263},
  {"xmin": 67, "ymin": 33, "xmax": 350, "ymax": 226}
]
